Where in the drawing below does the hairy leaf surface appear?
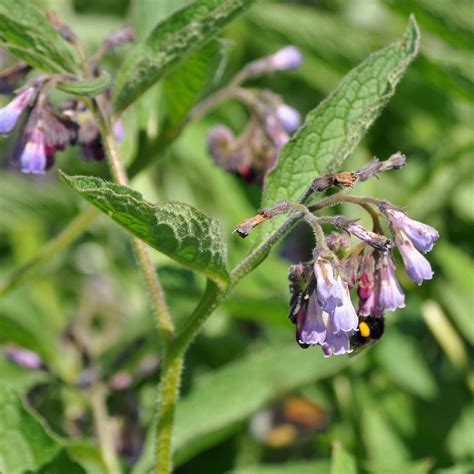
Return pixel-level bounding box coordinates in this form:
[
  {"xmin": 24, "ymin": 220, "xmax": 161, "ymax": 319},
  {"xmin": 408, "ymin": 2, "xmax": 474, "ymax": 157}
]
[
  {"xmin": 0, "ymin": 0, "xmax": 77, "ymax": 73},
  {"xmin": 259, "ymin": 16, "xmax": 420, "ymax": 243},
  {"xmin": 112, "ymin": 0, "xmax": 254, "ymax": 113},
  {"xmin": 61, "ymin": 174, "xmax": 230, "ymax": 288}
]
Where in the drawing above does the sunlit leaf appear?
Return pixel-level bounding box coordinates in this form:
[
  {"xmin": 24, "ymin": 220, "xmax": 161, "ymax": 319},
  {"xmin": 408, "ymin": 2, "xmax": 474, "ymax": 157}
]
[
  {"xmin": 330, "ymin": 443, "xmax": 357, "ymax": 474},
  {"xmin": 0, "ymin": 0, "xmax": 77, "ymax": 73},
  {"xmin": 113, "ymin": 0, "xmax": 254, "ymax": 113},
  {"xmin": 374, "ymin": 330, "xmax": 438, "ymax": 399},
  {"xmin": 61, "ymin": 173, "xmax": 230, "ymax": 288},
  {"xmin": 231, "ymin": 461, "xmax": 331, "ymax": 474},
  {"xmin": 258, "ymin": 16, "xmax": 420, "ymax": 243}
]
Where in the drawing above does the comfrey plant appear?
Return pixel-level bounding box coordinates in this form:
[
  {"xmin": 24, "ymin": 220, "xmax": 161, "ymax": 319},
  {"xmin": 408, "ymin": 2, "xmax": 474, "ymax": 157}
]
[{"xmin": 0, "ymin": 2, "xmax": 425, "ymax": 473}]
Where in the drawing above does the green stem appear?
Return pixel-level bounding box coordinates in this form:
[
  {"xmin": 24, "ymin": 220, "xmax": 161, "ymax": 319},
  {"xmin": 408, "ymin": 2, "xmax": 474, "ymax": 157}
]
[
  {"xmin": 92, "ymin": 101, "xmax": 175, "ymax": 344},
  {"xmin": 309, "ymin": 193, "xmax": 383, "ymax": 233},
  {"xmin": 154, "ymin": 355, "xmax": 184, "ymax": 474},
  {"xmin": 93, "ymin": 100, "xmax": 180, "ymax": 473},
  {"xmin": 0, "ymin": 206, "xmax": 99, "ymax": 297}
]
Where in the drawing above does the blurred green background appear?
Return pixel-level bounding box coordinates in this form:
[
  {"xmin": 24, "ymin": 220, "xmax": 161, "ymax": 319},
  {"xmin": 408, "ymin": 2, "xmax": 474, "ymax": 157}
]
[{"xmin": 0, "ymin": 1, "xmax": 472, "ymax": 473}]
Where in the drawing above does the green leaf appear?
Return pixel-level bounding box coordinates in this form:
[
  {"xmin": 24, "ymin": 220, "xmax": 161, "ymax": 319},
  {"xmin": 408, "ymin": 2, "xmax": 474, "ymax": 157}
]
[
  {"xmin": 0, "ymin": 0, "xmax": 77, "ymax": 73},
  {"xmin": 0, "ymin": 292, "xmax": 60, "ymax": 365},
  {"xmin": 258, "ymin": 16, "xmax": 420, "ymax": 242},
  {"xmin": 30, "ymin": 450, "xmax": 87, "ymax": 474},
  {"xmin": 361, "ymin": 403, "xmax": 410, "ymax": 470},
  {"xmin": 60, "ymin": 173, "xmax": 230, "ymax": 288},
  {"xmin": 386, "ymin": 0, "xmax": 474, "ymax": 51},
  {"xmin": 230, "ymin": 461, "xmax": 331, "ymax": 474},
  {"xmin": 330, "ymin": 443, "xmax": 357, "ymax": 474},
  {"xmin": 112, "ymin": 0, "xmax": 254, "ymax": 113},
  {"xmin": 132, "ymin": 0, "xmax": 190, "ymax": 42},
  {"xmin": 0, "ymin": 386, "xmax": 61, "ymax": 473},
  {"xmin": 447, "ymin": 403, "xmax": 474, "ymax": 461},
  {"xmin": 366, "ymin": 460, "xmax": 432, "ymax": 474},
  {"xmin": 57, "ymin": 74, "xmax": 111, "ymax": 97},
  {"xmin": 134, "ymin": 344, "xmax": 347, "ymax": 472},
  {"xmin": 162, "ymin": 39, "xmax": 225, "ymax": 128},
  {"xmin": 0, "ymin": 358, "xmax": 50, "ymax": 393},
  {"xmin": 374, "ymin": 330, "xmax": 437, "ymax": 399}
]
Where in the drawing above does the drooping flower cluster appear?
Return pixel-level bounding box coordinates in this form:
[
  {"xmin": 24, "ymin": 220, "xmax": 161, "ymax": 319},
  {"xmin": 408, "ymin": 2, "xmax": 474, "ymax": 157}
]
[
  {"xmin": 288, "ymin": 195, "xmax": 438, "ymax": 356},
  {"xmin": 207, "ymin": 46, "xmax": 303, "ymax": 184},
  {"xmin": 236, "ymin": 153, "xmax": 439, "ymax": 357},
  {"xmin": 0, "ymin": 23, "xmax": 133, "ymax": 174}
]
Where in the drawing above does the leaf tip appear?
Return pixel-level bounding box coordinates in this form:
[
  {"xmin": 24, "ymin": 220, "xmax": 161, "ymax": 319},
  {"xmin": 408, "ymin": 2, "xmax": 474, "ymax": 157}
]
[
  {"xmin": 403, "ymin": 14, "xmax": 421, "ymax": 56},
  {"xmin": 58, "ymin": 169, "xmax": 72, "ymax": 185}
]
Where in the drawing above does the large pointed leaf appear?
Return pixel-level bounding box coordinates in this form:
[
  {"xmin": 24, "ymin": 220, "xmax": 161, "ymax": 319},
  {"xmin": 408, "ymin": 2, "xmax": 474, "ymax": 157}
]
[
  {"xmin": 258, "ymin": 16, "xmax": 420, "ymax": 243},
  {"xmin": 112, "ymin": 0, "xmax": 254, "ymax": 113},
  {"xmin": 61, "ymin": 174, "xmax": 230, "ymax": 288},
  {"xmin": 0, "ymin": 0, "xmax": 77, "ymax": 73},
  {"xmin": 162, "ymin": 39, "xmax": 226, "ymax": 128}
]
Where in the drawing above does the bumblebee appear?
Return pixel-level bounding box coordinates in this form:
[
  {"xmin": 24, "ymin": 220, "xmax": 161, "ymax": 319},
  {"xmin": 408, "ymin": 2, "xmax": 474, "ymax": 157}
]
[{"xmin": 349, "ymin": 316, "xmax": 385, "ymax": 355}]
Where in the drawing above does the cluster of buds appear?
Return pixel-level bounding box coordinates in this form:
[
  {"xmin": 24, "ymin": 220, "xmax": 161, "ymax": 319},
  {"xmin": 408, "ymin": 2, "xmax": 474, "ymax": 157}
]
[
  {"xmin": 207, "ymin": 46, "xmax": 303, "ymax": 184},
  {"xmin": 0, "ymin": 20, "xmax": 134, "ymax": 174},
  {"xmin": 235, "ymin": 153, "xmax": 439, "ymax": 356}
]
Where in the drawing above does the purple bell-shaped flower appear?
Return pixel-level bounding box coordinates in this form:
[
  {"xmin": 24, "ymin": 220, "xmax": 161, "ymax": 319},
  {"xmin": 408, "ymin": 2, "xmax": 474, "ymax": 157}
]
[{"xmin": 0, "ymin": 86, "xmax": 36, "ymax": 135}]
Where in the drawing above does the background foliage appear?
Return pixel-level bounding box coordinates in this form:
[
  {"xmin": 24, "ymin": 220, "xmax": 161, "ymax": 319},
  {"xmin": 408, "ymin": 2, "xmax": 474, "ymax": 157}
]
[{"xmin": 0, "ymin": 0, "xmax": 472, "ymax": 473}]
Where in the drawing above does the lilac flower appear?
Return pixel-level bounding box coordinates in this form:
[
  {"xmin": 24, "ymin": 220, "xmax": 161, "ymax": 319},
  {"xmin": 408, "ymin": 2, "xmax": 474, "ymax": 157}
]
[
  {"xmin": 5, "ymin": 346, "xmax": 42, "ymax": 369},
  {"xmin": 245, "ymin": 46, "xmax": 303, "ymax": 79},
  {"xmin": 0, "ymin": 87, "xmax": 35, "ymax": 135},
  {"xmin": 270, "ymin": 46, "xmax": 303, "ymax": 70},
  {"xmin": 18, "ymin": 127, "xmax": 48, "ymax": 174},
  {"xmin": 375, "ymin": 254, "xmax": 405, "ymax": 312},
  {"xmin": 113, "ymin": 119, "xmax": 124, "ymax": 142},
  {"xmin": 322, "ymin": 326, "xmax": 351, "ymax": 357},
  {"xmin": 296, "ymin": 293, "xmax": 327, "ymax": 347},
  {"xmin": 264, "ymin": 113, "xmax": 289, "ymax": 155},
  {"xmin": 395, "ymin": 230, "xmax": 434, "ymax": 285},
  {"xmin": 275, "ymin": 104, "xmax": 301, "ymax": 132},
  {"xmin": 313, "ymin": 257, "xmax": 344, "ymax": 312},
  {"xmin": 15, "ymin": 105, "xmax": 77, "ymax": 174},
  {"xmin": 380, "ymin": 203, "xmax": 439, "ymax": 253},
  {"xmin": 332, "ymin": 283, "xmax": 358, "ymax": 333},
  {"xmin": 295, "ymin": 291, "xmax": 354, "ymax": 356}
]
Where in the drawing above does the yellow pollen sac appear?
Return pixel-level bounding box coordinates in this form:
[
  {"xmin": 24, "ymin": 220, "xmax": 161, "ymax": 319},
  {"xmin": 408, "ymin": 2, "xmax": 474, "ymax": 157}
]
[{"xmin": 359, "ymin": 321, "xmax": 371, "ymax": 338}]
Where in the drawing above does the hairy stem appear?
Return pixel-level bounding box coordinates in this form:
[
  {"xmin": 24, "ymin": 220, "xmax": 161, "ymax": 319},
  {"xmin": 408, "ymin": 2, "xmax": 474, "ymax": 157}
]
[
  {"xmin": 93, "ymin": 100, "xmax": 179, "ymax": 473},
  {"xmin": 0, "ymin": 206, "xmax": 99, "ymax": 297},
  {"xmin": 154, "ymin": 355, "xmax": 184, "ymax": 474},
  {"xmin": 309, "ymin": 193, "xmax": 383, "ymax": 232},
  {"xmin": 93, "ymin": 102, "xmax": 174, "ymax": 344},
  {"xmin": 90, "ymin": 384, "xmax": 121, "ymax": 474}
]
